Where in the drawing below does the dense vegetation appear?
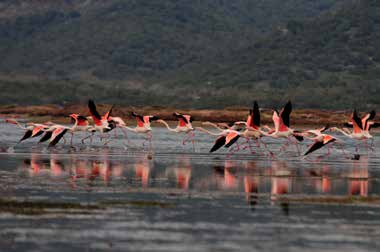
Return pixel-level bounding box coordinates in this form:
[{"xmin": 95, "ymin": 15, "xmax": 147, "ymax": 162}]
[{"xmin": 0, "ymin": 0, "xmax": 378, "ymax": 109}]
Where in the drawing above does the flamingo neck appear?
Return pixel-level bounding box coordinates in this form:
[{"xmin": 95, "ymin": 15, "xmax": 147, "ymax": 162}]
[
  {"xmin": 124, "ymin": 126, "xmax": 138, "ymax": 132},
  {"xmin": 202, "ymin": 122, "xmax": 225, "ymax": 131},
  {"xmin": 158, "ymin": 120, "xmax": 177, "ymax": 132},
  {"xmin": 333, "ymin": 127, "xmax": 352, "ymax": 137},
  {"xmin": 195, "ymin": 127, "xmax": 222, "ymax": 136}
]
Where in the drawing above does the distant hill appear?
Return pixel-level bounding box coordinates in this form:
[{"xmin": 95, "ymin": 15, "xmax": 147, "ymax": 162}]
[{"xmin": 1, "ymin": 0, "xmax": 377, "ymax": 110}]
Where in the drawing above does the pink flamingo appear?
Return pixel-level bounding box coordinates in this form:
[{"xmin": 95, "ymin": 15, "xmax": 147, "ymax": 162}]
[
  {"xmin": 6, "ymin": 119, "xmax": 51, "ymax": 143},
  {"xmin": 87, "ymin": 99, "xmax": 115, "ymax": 144},
  {"xmin": 330, "ymin": 110, "xmax": 377, "ymax": 152},
  {"xmin": 124, "ymin": 112, "xmax": 160, "ymax": 148},
  {"xmin": 262, "ymin": 101, "xmax": 304, "ymax": 154},
  {"xmin": 302, "ymin": 126, "xmax": 339, "ymax": 159},
  {"xmin": 157, "ymin": 113, "xmax": 195, "ymax": 149}
]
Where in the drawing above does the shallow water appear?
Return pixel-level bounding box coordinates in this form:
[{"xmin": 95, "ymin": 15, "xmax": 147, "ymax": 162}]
[{"xmin": 1, "ymin": 123, "xmax": 380, "ymax": 251}]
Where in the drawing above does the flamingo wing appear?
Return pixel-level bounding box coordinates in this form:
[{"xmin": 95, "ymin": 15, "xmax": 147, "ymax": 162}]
[
  {"xmin": 132, "ymin": 112, "xmax": 145, "ymax": 127},
  {"xmin": 323, "ymin": 135, "xmax": 336, "ymax": 145},
  {"xmin": 185, "ymin": 115, "xmax": 194, "ymax": 123},
  {"xmin": 319, "ymin": 124, "xmax": 329, "ymax": 133},
  {"xmin": 32, "ymin": 126, "xmax": 44, "ymax": 137},
  {"xmin": 148, "ymin": 116, "xmax": 160, "ymax": 122},
  {"xmin": 173, "ymin": 113, "xmax": 190, "ymax": 124},
  {"xmin": 351, "ymin": 110, "xmax": 363, "ymax": 132},
  {"xmin": 49, "ymin": 128, "xmax": 68, "ymax": 147},
  {"xmin": 279, "ymin": 101, "xmax": 292, "ymax": 127},
  {"xmin": 104, "ymin": 105, "xmax": 114, "ymax": 120},
  {"xmin": 39, "ymin": 131, "xmax": 53, "ymax": 143},
  {"xmin": 224, "ymin": 132, "xmax": 240, "ymax": 148},
  {"xmin": 367, "ymin": 122, "xmax": 380, "ymax": 130},
  {"xmin": 272, "ymin": 110, "xmax": 281, "ymax": 132},
  {"xmin": 210, "ymin": 135, "xmax": 227, "ymax": 153},
  {"xmin": 253, "ymin": 101, "xmax": 260, "ymax": 127},
  {"xmin": 19, "ymin": 130, "xmax": 33, "ymax": 142},
  {"xmin": 304, "ymin": 141, "xmax": 325, "ymax": 156},
  {"xmin": 246, "ymin": 114, "xmax": 253, "ymax": 128},
  {"xmin": 88, "ymin": 100, "xmax": 102, "ymax": 126},
  {"xmin": 292, "ymin": 131, "xmax": 304, "ymax": 142},
  {"xmin": 304, "ymin": 135, "xmax": 335, "ymax": 156},
  {"xmin": 362, "ymin": 110, "xmax": 376, "ymax": 131},
  {"xmin": 77, "ymin": 116, "xmax": 89, "ymax": 126},
  {"xmin": 343, "ymin": 122, "xmax": 353, "ymax": 128}
]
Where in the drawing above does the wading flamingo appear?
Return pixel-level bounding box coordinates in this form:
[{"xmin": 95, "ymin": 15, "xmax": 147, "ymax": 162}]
[
  {"xmin": 6, "ymin": 119, "xmax": 51, "ymax": 143},
  {"xmin": 233, "ymin": 101, "xmax": 273, "ymax": 154},
  {"xmin": 330, "ymin": 110, "xmax": 377, "ymax": 152},
  {"xmin": 86, "ymin": 99, "xmax": 116, "ymax": 144},
  {"xmin": 124, "ymin": 112, "xmax": 160, "ymax": 148},
  {"xmin": 157, "ymin": 113, "xmax": 195, "ymax": 149},
  {"xmin": 262, "ymin": 101, "xmax": 303, "ymax": 154},
  {"xmin": 301, "ymin": 126, "xmax": 341, "ymax": 159}
]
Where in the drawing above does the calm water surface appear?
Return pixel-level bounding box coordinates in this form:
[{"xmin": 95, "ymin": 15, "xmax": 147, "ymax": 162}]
[{"xmin": 0, "ymin": 123, "xmax": 380, "ymax": 251}]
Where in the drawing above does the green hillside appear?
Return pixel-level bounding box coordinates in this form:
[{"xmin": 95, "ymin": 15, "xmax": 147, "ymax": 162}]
[{"xmin": 0, "ymin": 0, "xmax": 377, "ymax": 109}]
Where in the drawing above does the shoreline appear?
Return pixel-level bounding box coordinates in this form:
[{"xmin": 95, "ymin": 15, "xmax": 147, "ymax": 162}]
[{"xmin": 0, "ymin": 104, "xmax": 370, "ymax": 128}]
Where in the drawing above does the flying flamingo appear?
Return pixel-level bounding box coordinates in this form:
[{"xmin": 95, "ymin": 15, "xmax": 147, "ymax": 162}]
[
  {"xmin": 124, "ymin": 112, "xmax": 160, "ymax": 148},
  {"xmin": 87, "ymin": 99, "xmax": 115, "ymax": 144},
  {"xmin": 39, "ymin": 119, "xmax": 82, "ymax": 147},
  {"xmin": 157, "ymin": 113, "xmax": 195, "ymax": 149},
  {"xmin": 209, "ymin": 130, "xmax": 241, "ymax": 153},
  {"xmin": 48, "ymin": 126, "xmax": 69, "ymax": 147},
  {"xmin": 342, "ymin": 110, "xmax": 379, "ymax": 148},
  {"xmin": 233, "ymin": 101, "xmax": 273, "ymax": 154},
  {"xmin": 300, "ymin": 126, "xmax": 341, "ymax": 160},
  {"xmin": 199, "ymin": 102, "xmax": 270, "ymax": 155},
  {"xmin": 262, "ymin": 101, "xmax": 303, "ymax": 154},
  {"xmin": 5, "ymin": 119, "xmax": 51, "ymax": 143},
  {"xmin": 330, "ymin": 110, "xmax": 377, "ymax": 152}
]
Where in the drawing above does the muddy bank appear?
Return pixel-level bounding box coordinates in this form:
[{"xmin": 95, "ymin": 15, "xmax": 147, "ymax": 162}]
[{"xmin": 0, "ymin": 103, "xmax": 364, "ymax": 126}]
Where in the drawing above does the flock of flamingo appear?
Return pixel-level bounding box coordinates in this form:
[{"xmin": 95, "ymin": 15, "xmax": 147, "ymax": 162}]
[{"xmin": 5, "ymin": 99, "xmax": 379, "ymax": 159}]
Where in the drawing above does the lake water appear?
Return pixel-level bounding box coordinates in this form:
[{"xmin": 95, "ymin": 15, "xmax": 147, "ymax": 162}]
[{"xmin": 0, "ymin": 122, "xmax": 380, "ymax": 252}]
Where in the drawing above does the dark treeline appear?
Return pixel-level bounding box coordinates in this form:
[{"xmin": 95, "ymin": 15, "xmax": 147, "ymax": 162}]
[{"xmin": 0, "ymin": 0, "xmax": 378, "ymax": 109}]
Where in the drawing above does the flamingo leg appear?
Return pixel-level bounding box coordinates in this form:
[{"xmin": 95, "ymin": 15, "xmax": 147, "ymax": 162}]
[
  {"xmin": 120, "ymin": 127, "xmax": 130, "ymax": 145},
  {"xmin": 370, "ymin": 138, "xmax": 375, "ymax": 149},
  {"xmin": 182, "ymin": 131, "xmax": 195, "ymax": 150},
  {"xmin": 191, "ymin": 132, "xmax": 195, "ymax": 151},
  {"xmin": 258, "ymin": 138, "xmax": 274, "ymax": 158},
  {"xmin": 279, "ymin": 139, "xmax": 290, "ymax": 154},
  {"xmin": 81, "ymin": 134, "xmax": 91, "ymax": 144},
  {"xmin": 142, "ymin": 132, "xmax": 153, "ymax": 150},
  {"xmin": 290, "ymin": 137, "xmax": 301, "ymax": 155},
  {"xmin": 70, "ymin": 132, "xmax": 74, "ymax": 146},
  {"xmin": 102, "ymin": 133, "xmax": 113, "ymax": 146},
  {"xmin": 335, "ymin": 142, "xmax": 350, "ymax": 160},
  {"xmin": 364, "ymin": 139, "xmax": 374, "ymax": 152},
  {"xmin": 242, "ymin": 137, "xmax": 255, "ymax": 154},
  {"xmin": 227, "ymin": 144, "xmax": 241, "ymax": 158}
]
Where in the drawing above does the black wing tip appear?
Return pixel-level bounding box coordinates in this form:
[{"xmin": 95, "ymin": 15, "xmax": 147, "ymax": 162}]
[
  {"xmin": 77, "ymin": 115, "xmax": 87, "ymax": 121},
  {"xmin": 369, "ymin": 110, "xmax": 376, "ymax": 120},
  {"xmin": 321, "ymin": 124, "xmax": 330, "ymax": 132},
  {"xmin": 294, "ymin": 134, "xmax": 304, "ymax": 141},
  {"xmin": 150, "ymin": 116, "xmax": 160, "ymax": 121}
]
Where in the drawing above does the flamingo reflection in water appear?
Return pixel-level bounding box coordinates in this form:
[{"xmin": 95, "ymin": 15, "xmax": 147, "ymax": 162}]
[
  {"xmin": 212, "ymin": 160, "xmax": 239, "ymax": 190},
  {"xmin": 135, "ymin": 160, "xmax": 151, "ymax": 188},
  {"xmin": 270, "ymin": 161, "xmax": 292, "ymax": 215},
  {"xmin": 308, "ymin": 165, "xmax": 332, "ymax": 194},
  {"xmin": 347, "ymin": 156, "xmax": 369, "ymax": 197},
  {"xmin": 243, "ymin": 160, "xmax": 261, "ymax": 210},
  {"xmin": 165, "ymin": 155, "xmax": 192, "ymax": 190}
]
